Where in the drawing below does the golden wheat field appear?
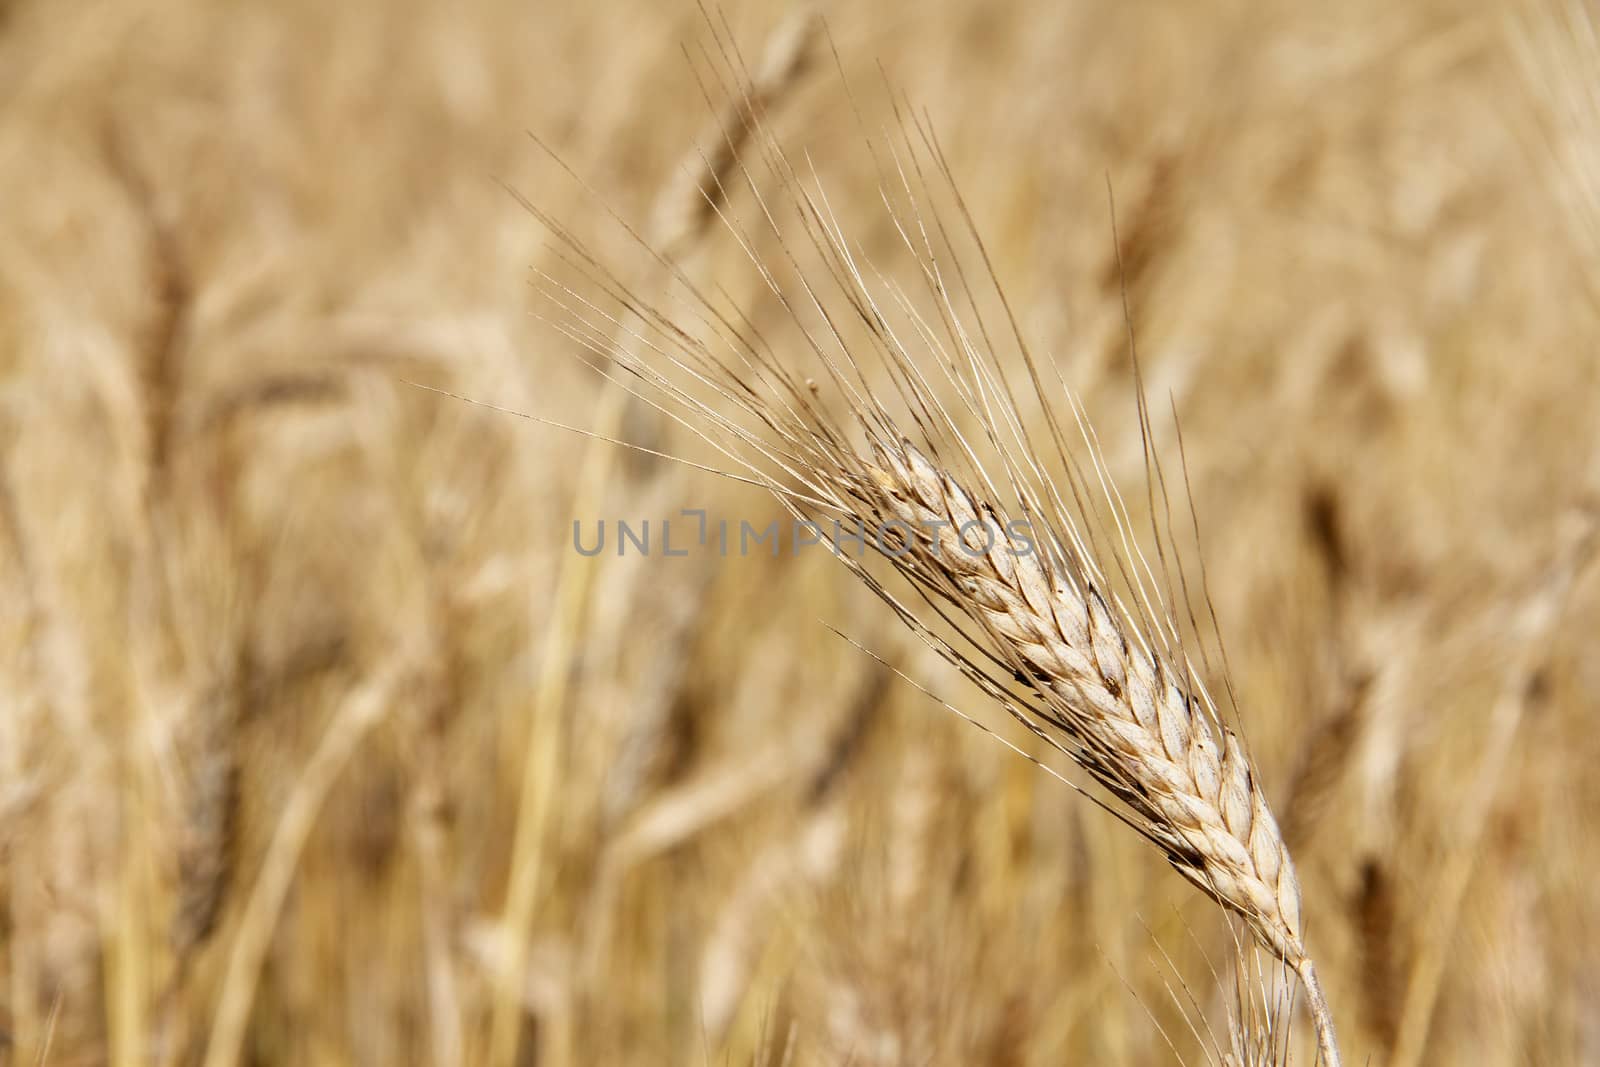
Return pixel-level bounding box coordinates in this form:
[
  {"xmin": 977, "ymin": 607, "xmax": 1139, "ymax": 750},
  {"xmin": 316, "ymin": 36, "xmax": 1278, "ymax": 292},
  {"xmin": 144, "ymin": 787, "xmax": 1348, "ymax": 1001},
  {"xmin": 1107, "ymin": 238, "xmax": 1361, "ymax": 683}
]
[{"xmin": 4, "ymin": 0, "xmax": 1600, "ymax": 1064}]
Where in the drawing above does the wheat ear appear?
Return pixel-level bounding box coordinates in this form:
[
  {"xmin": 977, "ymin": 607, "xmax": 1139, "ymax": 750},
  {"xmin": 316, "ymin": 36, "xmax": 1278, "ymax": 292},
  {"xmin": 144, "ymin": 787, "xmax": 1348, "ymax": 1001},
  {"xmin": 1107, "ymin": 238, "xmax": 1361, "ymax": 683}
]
[
  {"xmin": 866, "ymin": 439, "xmax": 1304, "ymax": 959},
  {"xmin": 522, "ymin": 21, "xmax": 1342, "ymax": 1062},
  {"xmin": 838, "ymin": 436, "xmax": 1339, "ymax": 1065}
]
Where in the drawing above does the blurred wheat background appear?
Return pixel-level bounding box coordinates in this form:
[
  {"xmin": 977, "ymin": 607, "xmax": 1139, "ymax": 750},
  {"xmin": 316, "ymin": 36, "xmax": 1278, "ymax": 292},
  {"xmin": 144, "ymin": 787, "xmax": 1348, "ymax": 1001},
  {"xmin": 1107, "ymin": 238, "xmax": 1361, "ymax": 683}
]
[{"xmin": 3, "ymin": 0, "xmax": 1600, "ymax": 1064}]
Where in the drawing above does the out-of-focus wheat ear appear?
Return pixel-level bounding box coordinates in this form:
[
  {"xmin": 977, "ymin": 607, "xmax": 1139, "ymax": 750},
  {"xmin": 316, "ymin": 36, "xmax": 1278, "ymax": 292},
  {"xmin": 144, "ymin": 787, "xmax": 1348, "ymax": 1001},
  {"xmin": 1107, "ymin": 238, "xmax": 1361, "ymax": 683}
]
[
  {"xmin": 1351, "ymin": 855, "xmax": 1401, "ymax": 1050},
  {"xmin": 171, "ymin": 683, "xmax": 241, "ymax": 962},
  {"xmin": 410, "ymin": 631, "xmax": 466, "ymax": 1067},
  {"xmin": 652, "ymin": 4, "xmax": 820, "ymax": 260},
  {"xmin": 598, "ymin": 559, "xmax": 715, "ymax": 828},
  {"xmin": 1279, "ymin": 671, "xmax": 1366, "ymax": 855},
  {"xmin": 99, "ymin": 114, "xmax": 189, "ymax": 497},
  {"xmin": 628, "ymin": 3, "xmax": 820, "ymax": 465}
]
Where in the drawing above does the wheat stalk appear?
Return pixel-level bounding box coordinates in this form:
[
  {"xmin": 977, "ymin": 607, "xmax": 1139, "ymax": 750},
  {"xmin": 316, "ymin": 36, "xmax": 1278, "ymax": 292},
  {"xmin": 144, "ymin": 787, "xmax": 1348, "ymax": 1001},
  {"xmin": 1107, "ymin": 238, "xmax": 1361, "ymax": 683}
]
[{"xmin": 522, "ymin": 20, "xmax": 1343, "ymax": 1062}]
